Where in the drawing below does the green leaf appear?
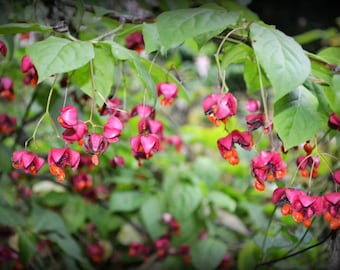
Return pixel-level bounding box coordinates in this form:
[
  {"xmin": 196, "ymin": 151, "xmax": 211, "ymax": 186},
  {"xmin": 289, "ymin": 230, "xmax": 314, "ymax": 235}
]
[
  {"xmin": 317, "ymin": 47, "xmax": 340, "ymax": 65},
  {"xmin": 243, "ymin": 59, "xmax": 271, "ymax": 93},
  {"xmin": 139, "ymin": 195, "xmax": 167, "ymax": 240},
  {"xmin": 192, "ymin": 156, "xmax": 221, "ymax": 188},
  {"xmin": 221, "ymin": 43, "xmax": 253, "ymax": 69},
  {"xmin": 168, "ymin": 183, "xmax": 202, "ymax": 220},
  {"xmin": 61, "ymin": 196, "xmax": 87, "ymax": 233},
  {"xmin": 156, "ymin": 5, "xmax": 239, "ymax": 51},
  {"xmin": 26, "ymin": 36, "xmax": 94, "ymax": 83},
  {"xmin": 0, "ymin": 23, "xmax": 52, "ymax": 34},
  {"xmin": 162, "ymin": 256, "xmax": 187, "ymax": 270},
  {"xmin": 106, "ymin": 41, "xmax": 157, "ymax": 99},
  {"xmin": 330, "ymin": 75, "xmax": 340, "ymax": 116},
  {"xmin": 37, "ymin": 191, "xmax": 69, "ymax": 207},
  {"xmin": 0, "ymin": 205, "xmax": 25, "ymax": 227},
  {"xmin": 142, "ymin": 23, "xmax": 161, "ymax": 54},
  {"xmin": 71, "ymin": 42, "xmax": 114, "ymax": 106},
  {"xmin": 0, "ymin": 144, "xmax": 13, "ymax": 173},
  {"xmin": 237, "ymin": 240, "xmax": 261, "ymax": 270},
  {"xmin": 273, "ymin": 86, "xmax": 323, "ymax": 149},
  {"xmin": 250, "ymin": 23, "xmax": 311, "ymax": 100},
  {"xmin": 31, "ymin": 203, "xmax": 68, "ymax": 236},
  {"xmin": 18, "ymin": 229, "xmax": 36, "ymax": 265},
  {"xmin": 109, "ymin": 190, "xmax": 146, "ymax": 213},
  {"xmin": 190, "ymin": 237, "xmax": 228, "ymax": 270},
  {"xmin": 207, "ymin": 191, "xmax": 236, "ymax": 212},
  {"xmin": 87, "ymin": 204, "xmax": 123, "ymax": 237},
  {"xmin": 303, "ymin": 79, "xmax": 330, "ymax": 118},
  {"xmin": 48, "ymin": 232, "xmax": 92, "ymax": 269}
]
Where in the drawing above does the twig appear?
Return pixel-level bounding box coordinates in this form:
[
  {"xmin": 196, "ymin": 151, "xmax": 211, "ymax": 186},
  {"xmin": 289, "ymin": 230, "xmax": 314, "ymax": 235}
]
[{"xmin": 255, "ymin": 230, "xmax": 333, "ymax": 269}]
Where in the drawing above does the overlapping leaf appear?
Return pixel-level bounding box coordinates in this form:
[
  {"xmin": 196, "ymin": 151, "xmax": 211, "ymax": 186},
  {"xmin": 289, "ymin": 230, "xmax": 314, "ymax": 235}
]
[
  {"xmin": 26, "ymin": 36, "xmax": 94, "ymax": 83},
  {"xmin": 149, "ymin": 5, "xmax": 239, "ymax": 52}
]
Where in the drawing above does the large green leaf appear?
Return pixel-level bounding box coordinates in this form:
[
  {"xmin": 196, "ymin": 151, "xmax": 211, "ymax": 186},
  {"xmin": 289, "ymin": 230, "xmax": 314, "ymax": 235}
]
[
  {"xmin": 0, "ymin": 23, "xmax": 52, "ymax": 34},
  {"xmin": 139, "ymin": 195, "xmax": 167, "ymax": 240},
  {"xmin": 250, "ymin": 23, "xmax": 311, "ymax": 100},
  {"xmin": 109, "ymin": 190, "xmax": 146, "ymax": 212},
  {"xmin": 156, "ymin": 5, "xmax": 239, "ymax": 51},
  {"xmin": 168, "ymin": 182, "xmax": 202, "ymax": 220},
  {"xmin": 26, "ymin": 36, "xmax": 94, "ymax": 83},
  {"xmin": 190, "ymin": 237, "xmax": 228, "ymax": 270},
  {"xmin": 71, "ymin": 42, "xmax": 114, "ymax": 106},
  {"xmin": 273, "ymin": 86, "xmax": 323, "ymax": 149}
]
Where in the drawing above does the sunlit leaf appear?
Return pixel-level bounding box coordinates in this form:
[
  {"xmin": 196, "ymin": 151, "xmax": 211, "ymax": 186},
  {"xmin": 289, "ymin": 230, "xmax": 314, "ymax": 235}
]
[
  {"xmin": 318, "ymin": 47, "xmax": 340, "ymax": 65},
  {"xmin": 250, "ymin": 23, "xmax": 311, "ymax": 100},
  {"xmin": 26, "ymin": 36, "xmax": 94, "ymax": 83}
]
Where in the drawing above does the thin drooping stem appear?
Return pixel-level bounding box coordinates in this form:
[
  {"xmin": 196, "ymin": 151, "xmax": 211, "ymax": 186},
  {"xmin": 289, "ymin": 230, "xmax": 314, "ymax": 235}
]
[
  {"xmin": 214, "ymin": 25, "xmax": 248, "ymax": 93},
  {"xmin": 255, "ymin": 56, "xmax": 274, "ymax": 150},
  {"xmin": 24, "ymin": 76, "xmax": 58, "ymax": 149}
]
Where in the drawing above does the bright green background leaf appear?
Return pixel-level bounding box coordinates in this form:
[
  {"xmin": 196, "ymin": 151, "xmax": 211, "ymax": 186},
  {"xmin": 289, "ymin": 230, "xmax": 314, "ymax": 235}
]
[{"xmin": 109, "ymin": 190, "xmax": 146, "ymax": 212}]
